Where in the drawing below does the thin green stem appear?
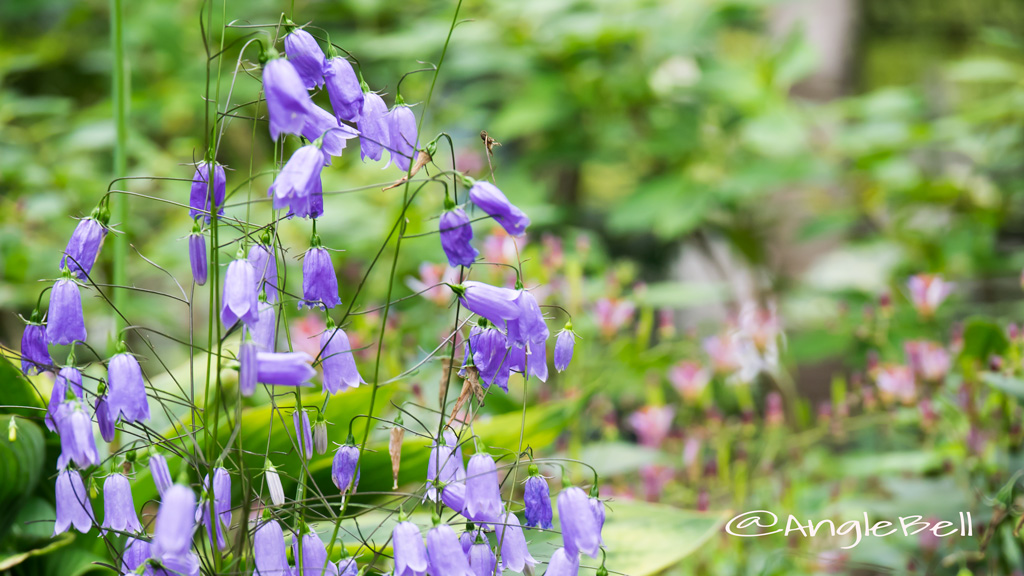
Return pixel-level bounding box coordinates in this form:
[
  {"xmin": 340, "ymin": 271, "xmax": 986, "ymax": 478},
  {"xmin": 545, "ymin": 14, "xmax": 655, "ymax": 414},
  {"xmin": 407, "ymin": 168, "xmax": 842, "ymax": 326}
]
[{"xmin": 110, "ymin": 0, "xmax": 128, "ymax": 343}]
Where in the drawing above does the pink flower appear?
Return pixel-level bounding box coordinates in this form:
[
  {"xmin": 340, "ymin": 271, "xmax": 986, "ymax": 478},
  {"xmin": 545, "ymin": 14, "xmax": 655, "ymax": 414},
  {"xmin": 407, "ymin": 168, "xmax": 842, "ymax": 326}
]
[
  {"xmin": 907, "ymin": 274, "xmax": 953, "ymax": 317},
  {"xmin": 405, "ymin": 263, "xmax": 460, "ymax": 305},
  {"xmin": 481, "ymin": 228, "xmax": 524, "ymax": 264},
  {"xmin": 628, "ymin": 405, "xmax": 675, "ymax": 448},
  {"xmin": 904, "ymin": 340, "xmax": 951, "ymax": 382},
  {"xmin": 668, "ymin": 361, "xmax": 709, "ymax": 401},
  {"xmin": 702, "ymin": 334, "xmax": 741, "ymax": 375},
  {"xmin": 594, "ymin": 297, "xmax": 635, "ymax": 337},
  {"xmin": 290, "ymin": 314, "xmax": 326, "ymax": 358},
  {"xmin": 737, "ymin": 302, "xmax": 781, "ymax": 353},
  {"xmin": 639, "ymin": 464, "xmax": 674, "ymax": 501},
  {"xmin": 875, "ymin": 364, "xmax": 915, "ymax": 405}
]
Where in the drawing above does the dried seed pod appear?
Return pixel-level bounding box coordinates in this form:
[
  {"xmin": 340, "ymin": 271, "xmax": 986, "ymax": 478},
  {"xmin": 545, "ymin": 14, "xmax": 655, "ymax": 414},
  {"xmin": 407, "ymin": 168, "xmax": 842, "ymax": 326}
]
[{"xmin": 389, "ymin": 416, "xmax": 405, "ymax": 490}]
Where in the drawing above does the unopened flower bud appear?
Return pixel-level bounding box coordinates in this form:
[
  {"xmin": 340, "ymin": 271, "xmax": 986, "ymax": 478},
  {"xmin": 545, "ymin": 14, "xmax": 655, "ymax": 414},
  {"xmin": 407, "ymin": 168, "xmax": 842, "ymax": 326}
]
[
  {"xmin": 265, "ymin": 461, "xmax": 284, "ymax": 506},
  {"xmin": 389, "ymin": 416, "xmax": 404, "ymax": 490},
  {"xmin": 313, "ymin": 416, "xmax": 329, "ymax": 455}
]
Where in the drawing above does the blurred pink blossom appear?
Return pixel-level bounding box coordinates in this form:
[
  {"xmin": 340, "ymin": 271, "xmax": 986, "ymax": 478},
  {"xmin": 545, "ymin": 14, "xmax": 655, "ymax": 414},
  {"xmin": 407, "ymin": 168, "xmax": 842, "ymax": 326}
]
[
  {"xmin": 639, "ymin": 464, "xmax": 674, "ymax": 501},
  {"xmin": 738, "ymin": 301, "xmax": 781, "ymax": 353},
  {"xmin": 290, "ymin": 314, "xmax": 327, "ymax": 359},
  {"xmin": 904, "ymin": 340, "xmax": 951, "ymax": 383},
  {"xmin": 765, "ymin": 391, "xmax": 784, "ymax": 426},
  {"xmin": 703, "ymin": 334, "xmax": 741, "ymax": 375},
  {"xmin": 628, "ymin": 405, "xmax": 675, "ymax": 448},
  {"xmin": 907, "ymin": 274, "xmax": 953, "ymax": 317},
  {"xmin": 405, "ymin": 263, "xmax": 460, "ymax": 305},
  {"xmin": 595, "ymin": 297, "xmax": 636, "ymax": 337},
  {"xmin": 668, "ymin": 361, "xmax": 710, "ymax": 401},
  {"xmin": 482, "ymin": 228, "xmax": 524, "ymax": 264},
  {"xmin": 876, "ymin": 364, "xmax": 915, "ymax": 405}
]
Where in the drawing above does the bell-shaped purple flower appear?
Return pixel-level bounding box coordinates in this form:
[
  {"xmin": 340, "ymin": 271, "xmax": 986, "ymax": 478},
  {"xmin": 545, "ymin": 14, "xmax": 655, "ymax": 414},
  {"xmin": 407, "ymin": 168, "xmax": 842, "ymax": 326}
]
[
  {"xmin": 189, "ymin": 162, "xmax": 227, "ymax": 222},
  {"xmin": 459, "ymin": 529, "xmax": 476, "ymax": 554},
  {"xmin": 54, "ymin": 468, "xmax": 95, "ymax": 535},
  {"xmin": 302, "ymin": 246, "xmax": 341, "ymax": 310},
  {"xmin": 385, "ymin": 103, "xmax": 417, "ymax": 172},
  {"xmin": 253, "ymin": 519, "xmax": 289, "ymax": 576},
  {"xmin": 357, "ymin": 91, "xmax": 390, "ymax": 162},
  {"xmin": 332, "ymin": 443, "xmax": 360, "ymax": 494},
  {"xmin": 56, "ymin": 403, "xmax": 99, "ymax": 469},
  {"xmin": 248, "ymin": 244, "xmax": 279, "ymax": 303},
  {"xmin": 150, "ymin": 453, "xmax": 173, "ymax": 497},
  {"xmin": 545, "ymin": 548, "xmax": 580, "ymax": 576},
  {"xmin": 152, "ymin": 484, "xmax": 196, "ymax": 558},
  {"xmin": 60, "ymin": 217, "xmax": 107, "ymax": 280},
  {"xmin": 263, "ymin": 57, "xmax": 313, "ymax": 140},
  {"xmin": 468, "ymin": 181, "xmax": 530, "ymax": 237},
  {"xmin": 554, "ymin": 328, "xmax": 575, "ymax": 373},
  {"xmin": 46, "ymin": 366, "xmax": 83, "ymax": 432},
  {"xmin": 239, "ymin": 341, "xmax": 258, "ymax": 396},
  {"xmin": 303, "ymin": 104, "xmax": 358, "ymax": 164},
  {"xmin": 256, "ymin": 351, "xmax": 317, "ymax": 387},
  {"xmin": 320, "ymin": 326, "xmax": 363, "ymax": 394},
  {"xmin": 506, "ymin": 290, "xmax": 549, "ymax": 349},
  {"xmin": 427, "ymin": 524, "xmax": 474, "ymax": 576},
  {"xmin": 47, "ymin": 277, "xmax": 87, "ymax": 345},
  {"xmin": 468, "ymin": 541, "xmax": 497, "ymax": 576},
  {"xmin": 455, "ymin": 281, "xmax": 521, "ymax": 328},
  {"xmin": 325, "ymin": 57, "xmax": 363, "ymax": 122},
  {"xmin": 189, "ymin": 232, "xmax": 208, "ymax": 286},
  {"xmin": 426, "ymin": 430, "xmax": 466, "ymax": 502},
  {"xmin": 507, "ymin": 344, "xmax": 526, "ymax": 374},
  {"xmin": 294, "ymin": 410, "xmax": 313, "ymax": 460},
  {"xmin": 245, "ymin": 299, "xmax": 277, "ymax": 352},
  {"xmin": 201, "ymin": 467, "xmax": 232, "ymax": 550},
  {"xmin": 468, "ymin": 327, "xmax": 512, "ymax": 391},
  {"xmin": 393, "ymin": 521, "xmax": 428, "ymax": 576},
  {"xmin": 337, "ymin": 557, "xmax": 358, "ymax": 576},
  {"xmin": 441, "ymin": 481, "xmax": 467, "ymax": 514},
  {"xmin": 95, "ymin": 395, "xmax": 116, "ymax": 443},
  {"xmin": 498, "ymin": 512, "xmax": 537, "ymax": 573},
  {"xmin": 107, "ymin": 352, "xmax": 150, "ymax": 424},
  {"xmin": 557, "ymin": 486, "xmax": 601, "ymax": 558},
  {"xmin": 464, "ymin": 453, "xmax": 503, "ymax": 524},
  {"xmin": 288, "ymin": 176, "xmax": 325, "ymax": 220},
  {"xmin": 103, "ymin": 473, "xmax": 141, "ymax": 534},
  {"xmin": 523, "ymin": 474, "xmax": 553, "ymax": 529},
  {"xmin": 270, "ymin": 145, "xmax": 325, "ymax": 217},
  {"xmin": 284, "ymin": 29, "xmax": 326, "ymax": 89},
  {"xmin": 294, "ymin": 530, "xmax": 338, "ymax": 576},
  {"xmin": 527, "ymin": 339, "xmax": 549, "ymax": 383},
  {"xmin": 20, "ymin": 320, "xmax": 51, "ymax": 375},
  {"xmin": 121, "ymin": 537, "xmax": 150, "ymax": 575},
  {"xmin": 590, "ymin": 496, "xmax": 606, "ymax": 537},
  {"xmin": 440, "ymin": 208, "xmax": 478, "ymax": 268},
  {"xmin": 221, "ymin": 258, "xmax": 259, "ymax": 329}
]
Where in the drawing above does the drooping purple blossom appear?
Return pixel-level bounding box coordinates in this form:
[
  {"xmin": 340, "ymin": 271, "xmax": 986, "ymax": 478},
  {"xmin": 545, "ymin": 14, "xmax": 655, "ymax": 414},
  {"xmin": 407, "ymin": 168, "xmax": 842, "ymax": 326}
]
[
  {"xmin": 468, "ymin": 180, "xmax": 530, "ymax": 236},
  {"xmin": 56, "ymin": 403, "xmax": 99, "ymax": 469},
  {"xmin": 320, "ymin": 325, "xmax": 363, "ymax": 394},
  {"xmin": 54, "ymin": 468, "xmax": 95, "ymax": 535},
  {"xmin": 121, "ymin": 537, "xmax": 150, "ymax": 575},
  {"xmin": 527, "ymin": 339, "xmax": 549, "ymax": 383},
  {"xmin": 523, "ymin": 473, "xmax": 553, "ymax": 529},
  {"xmin": 337, "ymin": 557, "xmax": 358, "ymax": 576},
  {"xmin": 302, "ymin": 246, "xmax": 341, "ymax": 310},
  {"xmin": 189, "ymin": 162, "xmax": 227, "ymax": 222},
  {"xmin": 332, "ymin": 443, "xmax": 360, "ymax": 494},
  {"xmin": 60, "ymin": 217, "xmax": 107, "ymax": 280},
  {"xmin": 393, "ymin": 521, "xmax": 428, "ymax": 576},
  {"xmin": 284, "ymin": 29, "xmax": 326, "ymax": 89},
  {"xmin": 466, "ymin": 326, "xmax": 512, "ymax": 391},
  {"xmin": 152, "ymin": 484, "xmax": 196, "ymax": 559},
  {"xmin": 188, "ymin": 232, "xmax": 207, "ymax": 286},
  {"xmin": 590, "ymin": 496, "xmax": 606, "ymax": 539},
  {"xmin": 557, "ymin": 486, "xmax": 602, "ymax": 558},
  {"xmin": 294, "ymin": 410, "xmax": 313, "ymax": 461},
  {"xmin": 325, "ymin": 57, "xmax": 363, "ymax": 122},
  {"xmin": 248, "ymin": 299, "xmax": 277, "ymax": 352},
  {"xmin": 94, "ymin": 395, "xmax": 116, "ymax": 443},
  {"xmin": 357, "ymin": 91, "xmax": 390, "ymax": 162},
  {"xmin": 554, "ymin": 328, "xmax": 575, "ymax": 373},
  {"xmin": 239, "ymin": 341, "xmax": 258, "ymax": 397},
  {"xmin": 46, "ymin": 366, "xmax": 83, "ymax": 432},
  {"xmin": 385, "ymin": 103, "xmax": 417, "ymax": 172},
  {"xmin": 263, "ymin": 57, "xmax": 314, "ymax": 140},
  {"xmin": 303, "ymin": 104, "xmax": 358, "ymax": 164},
  {"xmin": 293, "ymin": 530, "xmax": 338, "ymax": 576},
  {"xmin": 47, "ymin": 277, "xmax": 87, "ymax": 345},
  {"xmin": 107, "ymin": 352, "xmax": 150, "ymax": 424},
  {"xmin": 506, "ymin": 290, "xmax": 549, "ymax": 349},
  {"xmin": 221, "ymin": 258, "xmax": 259, "ymax": 329},
  {"xmin": 468, "ymin": 540, "xmax": 497, "ymax": 576},
  {"xmin": 440, "ymin": 208, "xmax": 478, "ymax": 268},
  {"xmin": 247, "ymin": 243, "xmax": 279, "ymax": 303},
  {"xmin": 150, "ymin": 453, "xmax": 173, "ymax": 497},
  {"xmin": 545, "ymin": 548, "xmax": 580, "ymax": 576},
  {"xmin": 200, "ymin": 467, "xmax": 232, "ymax": 550},
  {"xmin": 459, "ymin": 529, "xmax": 476, "ymax": 554},
  {"xmin": 269, "ymin": 145, "xmax": 325, "ymax": 219},
  {"xmin": 426, "ymin": 524, "xmax": 474, "ymax": 576},
  {"xmin": 464, "ymin": 453, "xmax": 503, "ymax": 524},
  {"xmin": 253, "ymin": 519, "xmax": 290, "ymax": 576},
  {"xmin": 426, "ymin": 430, "xmax": 466, "ymax": 502},
  {"xmin": 498, "ymin": 512, "xmax": 537, "ymax": 573},
  {"xmin": 454, "ymin": 281, "xmax": 521, "ymax": 328},
  {"xmin": 20, "ymin": 320, "xmax": 51, "ymax": 375},
  {"xmin": 102, "ymin": 473, "xmax": 141, "ymax": 534},
  {"xmin": 256, "ymin": 351, "xmax": 317, "ymax": 387}
]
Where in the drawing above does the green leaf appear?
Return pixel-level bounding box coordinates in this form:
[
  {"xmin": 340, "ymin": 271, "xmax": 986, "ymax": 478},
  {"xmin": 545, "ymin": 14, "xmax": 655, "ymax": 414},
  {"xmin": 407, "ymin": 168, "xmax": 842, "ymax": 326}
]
[
  {"xmin": 0, "ymin": 415, "xmax": 45, "ymax": 541},
  {"xmin": 980, "ymin": 372, "xmax": 1024, "ymax": 403},
  {"xmin": 959, "ymin": 317, "xmax": 1009, "ymax": 363},
  {"xmin": 0, "ymin": 533, "xmax": 75, "ymax": 572}
]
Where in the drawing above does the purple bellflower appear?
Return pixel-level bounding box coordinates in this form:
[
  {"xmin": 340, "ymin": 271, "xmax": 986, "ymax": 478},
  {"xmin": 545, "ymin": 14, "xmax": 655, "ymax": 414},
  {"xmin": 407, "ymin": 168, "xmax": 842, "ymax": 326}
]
[
  {"xmin": 95, "ymin": 394, "xmax": 116, "ymax": 443},
  {"xmin": 528, "ymin": 340, "xmax": 550, "ymax": 383},
  {"xmin": 201, "ymin": 468, "xmax": 231, "ymax": 550},
  {"xmin": 103, "ymin": 473, "xmax": 142, "ymax": 534},
  {"xmin": 21, "ymin": 317, "xmax": 51, "ymax": 375},
  {"xmin": 46, "ymin": 366, "xmax": 83, "ymax": 432},
  {"xmin": 256, "ymin": 351, "xmax": 317, "ymax": 387},
  {"xmin": 591, "ymin": 496, "xmax": 606, "ymax": 537},
  {"xmin": 467, "ymin": 326, "xmax": 512, "ymax": 391},
  {"xmin": 294, "ymin": 410, "xmax": 313, "ymax": 461},
  {"xmin": 150, "ymin": 453, "xmax": 173, "ymax": 497},
  {"xmin": 385, "ymin": 101, "xmax": 417, "ymax": 172},
  {"xmin": 439, "ymin": 207, "xmax": 478, "ymax": 268},
  {"xmin": 302, "ymin": 245, "xmax": 341, "ymax": 310},
  {"xmin": 554, "ymin": 326, "xmax": 575, "ymax": 372},
  {"xmin": 325, "ymin": 57, "xmax": 363, "ymax": 122},
  {"xmin": 468, "ymin": 540, "xmax": 498, "ymax": 576},
  {"xmin": 56, "ymin": 403, "xmax": 99, "ymax": 469},
  {"xmin": 239, "ymin": 341, "xmax": 258, "ymax": 397},
  {"xmin": 121, "ymin": 537, "xmax": 150, "ymax": 575},
  {"xmin": 557, "ymin": 486, "xmax": 602, "ymax": 558},
  {"xmin": 107, "ymin": 351, "xmax": 150, "ymax": 423},
  {"xmin": 47, "ymin": 275, "xmax": 87, "ymax": 346},
  {"xmin": 253, "ymin": 519, "xmax": 290, "ymax": 576},
  {"xmin": 464, "ymin": 453, "xmax": 503, "ymax": 524},
  {"xmin": 523, "ymin": 471, "xmax": 553, "ymax": 529},
  {"xmin": 246, "ymin": 299, "xmax": 277, "ymax": 352},
  {"xmin": 426, "ymin": 430, "xmax": 466, "ymax": 502},
  {"xmin": 337, "ymin": 557, "xmax": 358, "ymax": 576},
  {"xmin": 294, "ymin": 530, "xmax": 338, "ymax": 576},
  {"xmin": 247, "ymin": 243, "xmax": 279, "ymax": 303},
  {"xmin": 320, "ymin": 323, "xmax": 363, "ymax": 394},
  {"xmin": 221, "ymin": 257, "xmax": 259, "ymax": 330},
  {"xmin": 152, "ymin": 484, "xmax": 196, "ymax": 559},
  {"xmin": 498, "ymin": 512, "xmax": 537, "ymax": 573},
  {"xmin": 357, "ymin": 91, "xmax": 390, "ymax": 162},
  {"xmin": 284, "ymin": 28, "xmax": 326, "ymax": 89},
  {"xmin": 506, "ymin": 290, "xmax": 549, "ymax": 349},
  {"xmin": 188, "ymin": 231, "xmax": 208, "ymax": 286},
  {"xmin": 426, "ymin": 524, "xmax": 474, "ymax": 576},
  {"xmin": 303, "ymin": 104, "xmax": 358, "ymax": 164},
  {"xmin": 332, "ymin": 443, "xmax": 360, "ymax": 494},
  {"xmin": 459, "ymin": 529, "xmax": 476, "ymax": 554},
  {"xmin": 392, "ymin": 521, "xmax": 428, "ymax": 576},
  {"xmin": 60, "ymin": 217, "xmax": 107, "ymax": 280},
  {"xmin": 453, "ymin": 281, "xmax": 521, "ymax": 328},
  {"xmin": 263, "ymin": 57, "xmax": 313, "ymax": 140},
  {"xmin": 546, "ymin": 548, "xmax": 580, "ymax": 576},
  {"xmin": 189, "ymin": 162, "xmax": 226, "ymax": 222},
  {"xmin": 468, "ymin": 180, "xmax": 530, "ymax": 236},
  {"xmin": 269, "ymin": 145, "xmax": 325, "ymax": 218},
  {"xmin": 54, "ymin": 468, "xmax": 95, "ymax": 535}
]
